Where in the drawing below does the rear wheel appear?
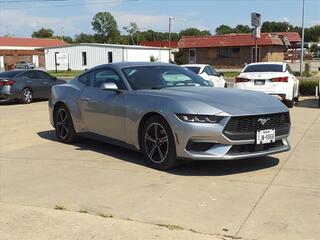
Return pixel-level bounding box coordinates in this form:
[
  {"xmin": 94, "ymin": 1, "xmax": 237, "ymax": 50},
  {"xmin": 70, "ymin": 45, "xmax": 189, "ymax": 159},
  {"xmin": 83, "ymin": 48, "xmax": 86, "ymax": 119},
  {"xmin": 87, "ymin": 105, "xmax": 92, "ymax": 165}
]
[
  {"xmin": 141, "ymin": 116, "xmax": 178, "ymax": 170},
  {"xmin": 20, "ymin": 88, "xmax": 33, "ymax": 104},
  {"xmin": 284, "ymin": 99, "xmax": 294, "ymax": 108},
  {"xmin": 54, "ymin": 105, "xmax": 76, "ymax": 143}
]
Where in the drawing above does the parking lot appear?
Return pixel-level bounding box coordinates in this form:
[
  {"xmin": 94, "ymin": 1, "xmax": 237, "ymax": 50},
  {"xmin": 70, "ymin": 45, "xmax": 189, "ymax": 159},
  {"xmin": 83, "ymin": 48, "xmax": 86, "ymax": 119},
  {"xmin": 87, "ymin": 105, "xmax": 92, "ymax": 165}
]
[{"xmin": 0, "ymin": 98, "xmax": 319, "ymax": 240}]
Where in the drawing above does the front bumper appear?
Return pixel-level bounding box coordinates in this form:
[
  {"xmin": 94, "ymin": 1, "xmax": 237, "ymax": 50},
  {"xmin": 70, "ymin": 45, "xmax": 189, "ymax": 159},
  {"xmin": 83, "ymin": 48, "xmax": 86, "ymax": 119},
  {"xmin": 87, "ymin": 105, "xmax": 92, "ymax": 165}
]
[{"xmin": 166, "ymin": 114, "xmax": 290, "ymax": 160}]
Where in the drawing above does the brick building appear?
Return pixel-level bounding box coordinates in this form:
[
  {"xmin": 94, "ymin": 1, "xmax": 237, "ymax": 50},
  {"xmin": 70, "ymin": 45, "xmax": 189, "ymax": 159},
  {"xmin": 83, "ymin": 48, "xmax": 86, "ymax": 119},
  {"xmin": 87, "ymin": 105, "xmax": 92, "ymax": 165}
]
[
  {"xmin": 178, "ymin": 33, "xmax": 297, "ymax": 68},
  {"xmin": 0, "ymin": 37, "xmax": 66, "ymax": 70}
]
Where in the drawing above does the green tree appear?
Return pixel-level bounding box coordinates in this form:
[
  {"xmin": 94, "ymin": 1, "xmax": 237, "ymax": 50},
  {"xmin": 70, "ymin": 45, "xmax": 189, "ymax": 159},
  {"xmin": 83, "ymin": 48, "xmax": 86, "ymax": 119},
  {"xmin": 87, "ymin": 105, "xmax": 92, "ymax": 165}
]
[
  {"xmin": 32, "ymin": 28, "xmax": 54, "ymax": 38},
  {"xmin": 62, "ymin": 36, "xmax": 73, "ymax": 43},
  {"xmin": 261, "ymin": 21, "xmax": 293, "ymax": 32},
  {"xmin": 304, "ymin": 25, "xmax": 320, "ymax": 42},
  {"xmin": 215, "ymin": 25, "xmax": 233, "ymax": 35},
  {"xmin": 91, "ymin": 12, "xmax": 120, "ymax": 43},
  {"xmin": 123, "ymin": 22, "xmax": 139, "ymax": 45},
  {"xmin": 74, "ymin": 33, "xmax": 96, "ymax": 43},
  {"xmin": 234, "ymin": 24, "xmax": 251, "ymax": 33},
  {"xmin": 179, "ymin": 28, "xmax": 211, "ymax": 37}
]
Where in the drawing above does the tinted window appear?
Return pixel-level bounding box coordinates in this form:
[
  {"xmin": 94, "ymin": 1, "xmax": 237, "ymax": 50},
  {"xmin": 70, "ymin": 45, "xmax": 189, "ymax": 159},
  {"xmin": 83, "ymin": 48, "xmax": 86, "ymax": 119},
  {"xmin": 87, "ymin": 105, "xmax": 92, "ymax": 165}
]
[
  {"xmin": 204, "ymin": 66, "xmax": 213, "ymax": 76},
  {"xmin": 37, "ymin": 71, "xmax": 53, "ymax": 79},
  {"xmin": 244, "ymin": 64, "xmax": 284, "ymax": 73},
  {"xmin": 78, "ymin": 73, "xmax": 90, "ymax": 86},
  {"xmin": 0, "ymin": 70, "xmax": 24, "ymax": 78},
  {"xmin": 24, "ymin": 71, "xmax": 38, "ymax": 79},
  {"xmin": 122, "ymin": 65, "xmax": 208, "ymax": 90},
  {"xmin": 93, "ymin": 69, "xmax": 125, "ymax": 89},
  {"xmin": 185, "ymin": 67, "xmax": 201, "ymax": 74},
  {"xmin": 209, "ymin": 66, "xmax": 219, "ymax": 76}
]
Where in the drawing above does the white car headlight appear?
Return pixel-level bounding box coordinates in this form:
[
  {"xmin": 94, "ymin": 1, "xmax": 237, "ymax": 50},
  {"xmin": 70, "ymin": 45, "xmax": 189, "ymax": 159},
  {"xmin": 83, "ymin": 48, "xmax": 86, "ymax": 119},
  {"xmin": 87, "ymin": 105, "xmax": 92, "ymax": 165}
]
[{"xmin": 176, "ymin": 114, "xmax": 223, "ymax": 123}]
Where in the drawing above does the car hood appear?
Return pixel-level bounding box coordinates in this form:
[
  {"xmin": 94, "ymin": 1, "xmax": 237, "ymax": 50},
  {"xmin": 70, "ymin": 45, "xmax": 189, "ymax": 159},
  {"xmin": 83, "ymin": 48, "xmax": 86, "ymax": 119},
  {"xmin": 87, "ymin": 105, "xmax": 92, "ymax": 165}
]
[
  {"xmin": 139, "ymin": 87, "xmax": 288, "ymax": 116},
  {"xmin": 239, "ymin": 72, "xmax": 287, "ymax": 80}
]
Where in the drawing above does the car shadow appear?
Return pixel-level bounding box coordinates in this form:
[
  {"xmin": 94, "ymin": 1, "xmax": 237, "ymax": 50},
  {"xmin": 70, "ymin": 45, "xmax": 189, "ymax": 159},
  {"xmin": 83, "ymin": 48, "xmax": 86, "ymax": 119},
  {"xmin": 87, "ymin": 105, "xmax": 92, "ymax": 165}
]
[
  {"xmin": 37, "ymin": 130, "xmax": 280, "ymax": 176},
  {"xmin": 294, "ymin": 98, "xmax": 319, "ymax": 109},
  {"xmin": 0, "ymin": 99, "xmax": 48, "ymax": 106}
]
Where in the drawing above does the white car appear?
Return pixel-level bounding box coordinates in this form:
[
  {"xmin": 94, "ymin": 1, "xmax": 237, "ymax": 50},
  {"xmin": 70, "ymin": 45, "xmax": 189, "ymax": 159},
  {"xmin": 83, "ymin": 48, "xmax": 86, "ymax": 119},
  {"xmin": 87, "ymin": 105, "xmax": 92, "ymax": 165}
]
[
  {"xmin": 182, "ymin": 64, "xmax": 227, "ymax": 88},
  {"xmin": 234, "ymin": 62, "xmax": 299, "ymax": 108}
]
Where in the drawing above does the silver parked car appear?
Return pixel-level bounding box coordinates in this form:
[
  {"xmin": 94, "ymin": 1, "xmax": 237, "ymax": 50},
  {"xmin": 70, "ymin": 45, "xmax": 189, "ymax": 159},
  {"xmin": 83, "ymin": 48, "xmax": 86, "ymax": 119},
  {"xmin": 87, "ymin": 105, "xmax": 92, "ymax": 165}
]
[
  {"xmin": 15, "ymin": 61, "xmax": 36, "ymax": 69},
  {"xmin": 49, "ymin": 62, "xmax": 291, "ymax": 170},
  {"xmin": 0, "ymin": 70, "xmax": 66, "ymax": 103}
]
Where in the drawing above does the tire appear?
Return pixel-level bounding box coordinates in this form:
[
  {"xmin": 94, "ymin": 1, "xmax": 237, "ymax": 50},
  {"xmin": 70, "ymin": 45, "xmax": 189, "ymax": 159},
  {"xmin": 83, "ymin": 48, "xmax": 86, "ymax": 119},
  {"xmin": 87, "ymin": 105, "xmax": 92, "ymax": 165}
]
[
  {"xmin": 284, "ymin": 99, "xmax": 294, "ymax": 108},
  {"xmin": 20, "ymin": 88, "xmax": 33, "ymax": 104},
  {"xmin": 141, "ymin": 116, "xmax": 178, "ymax": 170},
  {"xmin": 54, "ymin": 104, "xmax": 77, "ymax": 143}
]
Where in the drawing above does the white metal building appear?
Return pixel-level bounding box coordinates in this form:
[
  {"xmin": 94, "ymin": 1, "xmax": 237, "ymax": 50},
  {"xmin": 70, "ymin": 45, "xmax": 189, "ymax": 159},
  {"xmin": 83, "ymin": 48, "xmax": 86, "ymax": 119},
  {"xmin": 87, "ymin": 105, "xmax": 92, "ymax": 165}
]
[{"xmin": 44, "ymin": 43, "xmax": 170, "ymax": 71}]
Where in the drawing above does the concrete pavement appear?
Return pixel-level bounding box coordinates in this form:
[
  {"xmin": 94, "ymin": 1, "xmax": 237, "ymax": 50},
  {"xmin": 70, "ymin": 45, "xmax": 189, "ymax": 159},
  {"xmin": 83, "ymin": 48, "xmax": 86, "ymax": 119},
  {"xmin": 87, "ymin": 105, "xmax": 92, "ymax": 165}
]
[{"xmin": 0, "ymin": 98, "xmax": 319, "ymax": 240}]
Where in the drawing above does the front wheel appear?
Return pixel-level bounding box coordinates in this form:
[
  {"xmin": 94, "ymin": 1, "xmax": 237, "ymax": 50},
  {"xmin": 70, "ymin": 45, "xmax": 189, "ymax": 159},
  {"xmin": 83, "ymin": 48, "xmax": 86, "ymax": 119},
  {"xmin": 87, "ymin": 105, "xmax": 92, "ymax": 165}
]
[
  {"xmin": 141, "ymin": 116, "xmax": 178, "ymax": 170},
  {"xmin": 54, "ymin": 105, "xmax": 76, "ymax": 143}
]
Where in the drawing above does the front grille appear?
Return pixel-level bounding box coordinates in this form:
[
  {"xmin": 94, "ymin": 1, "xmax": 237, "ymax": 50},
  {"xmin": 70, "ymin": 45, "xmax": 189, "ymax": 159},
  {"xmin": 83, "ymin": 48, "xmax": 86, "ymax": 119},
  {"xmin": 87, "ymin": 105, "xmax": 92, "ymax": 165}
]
[
  {"xmin": 223, "ymin": 113, "xmax": 290, "ymax": 141},
  {"xmin": 228, "ymin": 140, "xmax": 283, "ymax": 155}
]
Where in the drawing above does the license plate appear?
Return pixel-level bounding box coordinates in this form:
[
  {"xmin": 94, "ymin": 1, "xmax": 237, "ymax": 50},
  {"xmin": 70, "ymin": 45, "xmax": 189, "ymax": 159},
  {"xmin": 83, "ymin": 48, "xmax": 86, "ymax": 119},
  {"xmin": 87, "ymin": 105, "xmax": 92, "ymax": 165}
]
[
  {"xmin": 256, "ymin": 129, "xmax": 275, "ymax": 144},
  {"xmin": 254, "ymin": 80, "xmax": 265, "ymax": 85}
]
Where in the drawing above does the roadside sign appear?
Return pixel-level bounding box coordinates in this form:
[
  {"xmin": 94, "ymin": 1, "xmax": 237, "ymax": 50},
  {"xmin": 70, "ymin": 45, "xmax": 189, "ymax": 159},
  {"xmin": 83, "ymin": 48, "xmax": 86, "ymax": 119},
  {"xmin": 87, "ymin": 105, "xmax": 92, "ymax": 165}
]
[
  {"xmin": 253, "ymin": 26, "xmax": 261, "ymax": 38},
  {"xmin": 251, "ymin": 12, "xmax": 261, "ymax": 27},
  {"xmin": 56, "ymin": 53, "xmax": 68, "ymax": 65}
]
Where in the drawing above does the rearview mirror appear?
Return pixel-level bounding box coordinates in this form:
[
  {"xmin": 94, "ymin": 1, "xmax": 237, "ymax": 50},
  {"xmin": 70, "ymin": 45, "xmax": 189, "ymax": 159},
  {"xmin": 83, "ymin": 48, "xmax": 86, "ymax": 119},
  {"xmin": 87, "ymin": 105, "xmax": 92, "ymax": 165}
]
[{"xmin": 100, "ymin": 82, "xmax": 121, "ymax": 92}]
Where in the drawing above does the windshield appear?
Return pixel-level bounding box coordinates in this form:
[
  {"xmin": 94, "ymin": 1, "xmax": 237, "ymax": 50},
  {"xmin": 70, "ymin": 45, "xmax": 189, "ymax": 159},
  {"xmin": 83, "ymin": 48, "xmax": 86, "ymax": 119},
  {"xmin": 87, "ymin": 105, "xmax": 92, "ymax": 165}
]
[
  {"xmin": 122, "ymin": 65, "xmax": 209, "ymax": 90},
  {"xmin": 184, "ymin": 66, "xmax": 201, "ymax": 74},
  {"xmin": 243, "ymin": 64, "xmax": 284, "ymax": 73},
  {"xmin": 0, "ymin": 70, "xmax": 24, "ymax": 78}
]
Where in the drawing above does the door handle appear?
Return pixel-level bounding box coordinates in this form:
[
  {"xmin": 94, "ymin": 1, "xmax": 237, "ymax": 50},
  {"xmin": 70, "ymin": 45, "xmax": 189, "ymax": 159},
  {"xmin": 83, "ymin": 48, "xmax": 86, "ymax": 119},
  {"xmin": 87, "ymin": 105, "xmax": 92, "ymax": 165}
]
[{"xmin": 80, "ymin": 97, "xmax": 91, "ymax": 102}]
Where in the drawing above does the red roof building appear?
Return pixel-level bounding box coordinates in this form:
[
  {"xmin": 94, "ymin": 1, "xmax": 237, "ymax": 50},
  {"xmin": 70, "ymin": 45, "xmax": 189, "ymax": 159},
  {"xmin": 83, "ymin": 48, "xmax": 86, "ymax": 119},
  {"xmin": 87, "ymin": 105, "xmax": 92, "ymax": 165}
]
[
  {"xmin": 177, "ymin": 33, "xmax": 295, "ymax": 68},
  {"xmin": 0, "ymin": 37, "xmax": 66, "ymax": 70}
]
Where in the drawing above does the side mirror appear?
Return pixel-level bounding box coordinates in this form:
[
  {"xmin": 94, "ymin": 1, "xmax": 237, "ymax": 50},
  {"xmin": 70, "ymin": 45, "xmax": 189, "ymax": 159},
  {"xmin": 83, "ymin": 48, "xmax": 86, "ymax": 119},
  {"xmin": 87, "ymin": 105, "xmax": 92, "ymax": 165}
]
[
  {"xmin": 293, "ymin": 71, "xmax": 300, "ymax": 77},
  {"xmin": 100, "ymin": 82, "xmax": 121, "ymax": 93},
  {"xmin": 218, "ymin": 72, "xmax": 224, "ymax": 77}
]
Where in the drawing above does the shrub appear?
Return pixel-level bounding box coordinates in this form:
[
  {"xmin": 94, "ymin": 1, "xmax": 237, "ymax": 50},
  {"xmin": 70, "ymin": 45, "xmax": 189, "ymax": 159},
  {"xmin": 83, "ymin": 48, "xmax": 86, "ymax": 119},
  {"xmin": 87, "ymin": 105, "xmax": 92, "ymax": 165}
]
[{"xmin": 299, "ymin": 80, "xmax": 320, "ymax": 96}]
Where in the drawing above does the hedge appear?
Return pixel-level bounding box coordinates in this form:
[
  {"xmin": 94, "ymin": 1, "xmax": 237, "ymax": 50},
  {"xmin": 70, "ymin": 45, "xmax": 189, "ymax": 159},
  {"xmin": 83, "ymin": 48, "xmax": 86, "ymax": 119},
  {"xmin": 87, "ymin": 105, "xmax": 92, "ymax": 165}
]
[{"xmin": 299, "ymin": 80, "xmax": 320, "ymax": 96}]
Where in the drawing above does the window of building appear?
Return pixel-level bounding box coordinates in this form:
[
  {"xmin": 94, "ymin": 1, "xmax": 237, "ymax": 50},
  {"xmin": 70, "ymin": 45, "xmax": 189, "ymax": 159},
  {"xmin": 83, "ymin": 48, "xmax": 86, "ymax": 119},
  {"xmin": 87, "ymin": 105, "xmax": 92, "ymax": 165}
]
[
  {"xmin": 189, "ymin": 49, "xmax": 196, "ymax": 64},
  {"xmin": 108, "ymin": 52, "xmax": 113, "ymax": 63},
  {"xmin": 218, "ymin": 48, "xmax": 231, "ymax": 58},
  {"xmin": 232, "ymin": 48, "xmax": 240, "ymax": 53},
  {"xmin": 82, "ymin": 52, "xmax": 87, "ymax": 66}
]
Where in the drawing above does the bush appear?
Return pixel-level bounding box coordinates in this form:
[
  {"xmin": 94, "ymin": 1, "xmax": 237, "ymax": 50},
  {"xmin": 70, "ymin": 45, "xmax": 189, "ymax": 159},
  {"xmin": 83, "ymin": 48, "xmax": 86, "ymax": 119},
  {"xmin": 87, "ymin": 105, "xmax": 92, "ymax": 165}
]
[{"xmin": 299, "ymin": 80, "xmax": 320, "ymax": 96}]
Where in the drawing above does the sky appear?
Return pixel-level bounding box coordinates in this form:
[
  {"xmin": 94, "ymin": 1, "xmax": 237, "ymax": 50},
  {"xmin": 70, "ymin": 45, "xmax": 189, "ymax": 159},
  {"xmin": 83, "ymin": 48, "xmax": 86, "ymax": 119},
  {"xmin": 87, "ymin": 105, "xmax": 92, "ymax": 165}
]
[{"xmin": 0, "ymin": 0, "xmax": 319, "ymax": 38}]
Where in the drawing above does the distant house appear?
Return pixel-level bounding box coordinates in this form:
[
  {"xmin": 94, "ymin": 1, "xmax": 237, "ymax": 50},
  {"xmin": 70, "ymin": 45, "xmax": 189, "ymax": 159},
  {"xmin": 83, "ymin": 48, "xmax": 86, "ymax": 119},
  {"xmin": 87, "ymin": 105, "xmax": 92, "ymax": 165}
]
[
  {"xmin": 0, "ymin": 37, "xmax": 66, "ymax": 70},
  {"xmin": 178, "ymin": 33, "xmax": 298, "ymax": 68}
]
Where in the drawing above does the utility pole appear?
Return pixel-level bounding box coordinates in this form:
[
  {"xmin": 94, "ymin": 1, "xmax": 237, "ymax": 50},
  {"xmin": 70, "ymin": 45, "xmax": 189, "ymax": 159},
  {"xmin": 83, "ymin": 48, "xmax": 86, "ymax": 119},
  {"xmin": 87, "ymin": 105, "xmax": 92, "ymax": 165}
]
[
  {"xmin": 61, "ymin": 27, "xmax": 64, "ymax": 42},
  {"xmin": 299, "ymin": 0, "xmax": 305, "ymax": 75},
  {"xmin": 168, "ymin": 17, "xmax": 175, "ymax": 62}
]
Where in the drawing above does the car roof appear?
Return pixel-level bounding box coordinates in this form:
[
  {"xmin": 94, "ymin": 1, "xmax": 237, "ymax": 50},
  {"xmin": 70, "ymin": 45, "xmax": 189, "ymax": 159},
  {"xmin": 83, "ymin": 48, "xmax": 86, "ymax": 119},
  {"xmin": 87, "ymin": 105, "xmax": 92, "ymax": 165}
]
[
  {"xmin": 246, "ymin": 62, "xmax": 285, "ymax": 66},
  {"xmin": 90, "ymin": 61, "xmax": 174, "ymax": 71}
]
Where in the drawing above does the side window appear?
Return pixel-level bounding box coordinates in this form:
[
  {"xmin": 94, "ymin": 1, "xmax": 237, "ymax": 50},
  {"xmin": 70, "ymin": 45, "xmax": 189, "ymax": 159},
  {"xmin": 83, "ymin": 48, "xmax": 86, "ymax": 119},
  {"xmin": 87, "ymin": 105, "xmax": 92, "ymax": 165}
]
[
  {"xmin": 203, "ymin": 66, "xmax": 213, "ymax": 76},
  {"xmin": 37, "ymin": 71, "xmax": 52, "ymax": 80},
  {"xmin": 78, "ymin": 73, "xmax": 90, "ymax": 86},
  {"xmin": 209, "ymin": 66, "xmax": 218, "ymax": 76},
  {"xmin": 24, "ymin": 71, "xmax": 37, "ymax": 79},
  {"xmin": 93, "ymin": 69, "xmax": 125, "ymax": 90}
]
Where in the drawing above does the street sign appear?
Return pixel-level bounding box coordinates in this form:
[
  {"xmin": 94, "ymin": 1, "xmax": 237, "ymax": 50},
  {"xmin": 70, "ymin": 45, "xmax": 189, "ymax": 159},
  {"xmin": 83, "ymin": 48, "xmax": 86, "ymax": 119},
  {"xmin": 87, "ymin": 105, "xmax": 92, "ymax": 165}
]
[
  {"xmin": 56, "ymin": 53, "xmax": 68, "ymax": 64},
  {"xmin": 253, "ymin": 26, "xmax": 261, "ymax": 38},
  {"xmin": 251, "ymin": 12, "xmax": 261, "ymax": 27}
]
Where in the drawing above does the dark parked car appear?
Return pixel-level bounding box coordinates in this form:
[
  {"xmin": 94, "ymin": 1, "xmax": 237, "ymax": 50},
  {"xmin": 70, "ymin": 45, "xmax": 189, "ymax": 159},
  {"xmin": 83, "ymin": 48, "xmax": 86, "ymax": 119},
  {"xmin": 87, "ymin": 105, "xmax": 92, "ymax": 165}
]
[{"xmin": 0, "ymin": 70, "xmax": 66, "ymax": 104}]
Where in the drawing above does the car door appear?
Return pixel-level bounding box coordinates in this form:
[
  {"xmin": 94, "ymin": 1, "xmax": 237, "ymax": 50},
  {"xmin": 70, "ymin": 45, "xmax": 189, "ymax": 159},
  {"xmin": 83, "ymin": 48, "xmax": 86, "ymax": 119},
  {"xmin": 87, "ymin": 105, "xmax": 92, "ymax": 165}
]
[
  {"xmin": 23, "ymin": 71, "xmax": 46, "ymax": 98},
  {"xmin": 79, "ymin": 68, "xmax": 127, "ymax": 141},
  {"xmin": 36, "ymin": 71, "xmax": 56, "ymax": 98}
]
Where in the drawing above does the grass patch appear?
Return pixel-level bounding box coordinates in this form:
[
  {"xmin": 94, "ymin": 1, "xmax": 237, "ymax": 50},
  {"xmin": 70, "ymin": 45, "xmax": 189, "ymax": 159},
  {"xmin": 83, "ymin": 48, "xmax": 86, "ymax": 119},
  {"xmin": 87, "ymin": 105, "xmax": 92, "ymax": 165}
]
[
  {"xmin": 54, "ymin": 205, "xmax": 67, "ymax": 211},
  {"xmin": 99, "ymin": 213, "xmax": 113, "ymax": 218},
  {"xmin": 299, "ymin": 79, "xmax": 320, "ymax": 95},
  {"xmin": 47, "ymin": 70, "xmax": 84, "ymax": 78},
  {"xmin": 156, "ymin": 223, "xmax": 185, "ymax": 231},
  {"xmin": 220, "ymin": 71, "xmax": 240, "ymax": 78}
]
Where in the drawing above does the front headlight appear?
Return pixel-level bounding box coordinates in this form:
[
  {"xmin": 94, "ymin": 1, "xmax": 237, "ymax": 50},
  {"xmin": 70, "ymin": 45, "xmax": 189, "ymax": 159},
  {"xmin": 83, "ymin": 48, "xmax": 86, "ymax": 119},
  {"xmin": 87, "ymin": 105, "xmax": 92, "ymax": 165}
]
[{"xmin": 176, "ymin": 114, "xmax": 223, "ymax": 123}]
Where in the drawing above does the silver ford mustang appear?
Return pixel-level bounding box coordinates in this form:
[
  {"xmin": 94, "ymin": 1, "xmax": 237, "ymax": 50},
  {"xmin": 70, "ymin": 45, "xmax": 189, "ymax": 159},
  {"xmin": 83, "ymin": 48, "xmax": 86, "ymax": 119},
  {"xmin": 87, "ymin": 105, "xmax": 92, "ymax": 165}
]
[{"xmin": 49, "ymin": 62, "xmax": 291, "ymax": 170}]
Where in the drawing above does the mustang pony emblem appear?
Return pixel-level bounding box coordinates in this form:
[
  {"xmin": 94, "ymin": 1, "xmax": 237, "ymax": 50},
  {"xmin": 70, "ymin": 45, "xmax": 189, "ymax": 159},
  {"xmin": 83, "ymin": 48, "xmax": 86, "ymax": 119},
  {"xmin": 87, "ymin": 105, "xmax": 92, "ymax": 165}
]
[{"xmin": 258, "ymin": 118, "xmax": 270, "ymax": 126}]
